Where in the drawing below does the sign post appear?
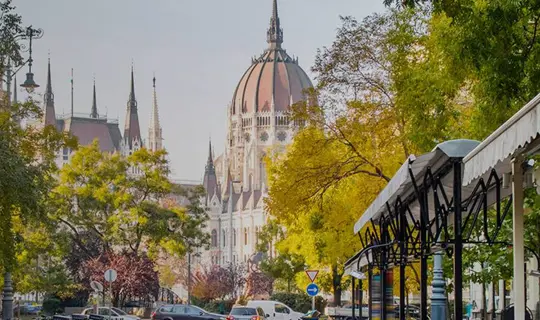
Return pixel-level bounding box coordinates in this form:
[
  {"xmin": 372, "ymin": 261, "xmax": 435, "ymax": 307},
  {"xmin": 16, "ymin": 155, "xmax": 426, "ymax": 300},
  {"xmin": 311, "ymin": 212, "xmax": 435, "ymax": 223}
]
[
  {"xmin": 104, "ymin": 269, "xmax": 117, "ymax": 320},
  {"xmin": 305, "ymin": 270, "xmax": 319, "ymax": 311}
]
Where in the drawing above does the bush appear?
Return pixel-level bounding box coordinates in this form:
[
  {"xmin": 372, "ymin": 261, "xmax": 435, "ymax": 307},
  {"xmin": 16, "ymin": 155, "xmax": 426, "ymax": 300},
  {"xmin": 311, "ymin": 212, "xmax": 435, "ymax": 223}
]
[
  {"xmin": 270, "ymin": 292, "xmax": 327, "ymax": 313},
  {"xmin": 192, "ymin": 299, "xmax": 235, "ymax": 315},
  {"xmin": 42, "ymin": 296, "xmax": 62, "ymax": 315}
]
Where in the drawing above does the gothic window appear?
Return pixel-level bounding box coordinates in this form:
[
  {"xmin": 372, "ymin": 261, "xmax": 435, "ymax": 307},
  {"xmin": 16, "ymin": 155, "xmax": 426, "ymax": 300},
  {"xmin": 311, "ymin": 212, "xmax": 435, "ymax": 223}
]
[
  {"xmin": 211, "ymin": 229, "xmax": 217, "ymax": 248},
  {"xmin": 277, "ymin": 131, "xmax": 286, "ymax": 142},
  {"xmin": 233, "ymin": 229, "xmax": 237, "ymax": 247},
  {"xmin": 244, "ymin": 228, "xmax": 248, "ymax": 245},
  {"xmin": 62, "ymin": 148, "xmax": 70, "ymax": 161},
  {"xmin": 222, "ymin": 229, "xmax": 227, "ymax": 247}
]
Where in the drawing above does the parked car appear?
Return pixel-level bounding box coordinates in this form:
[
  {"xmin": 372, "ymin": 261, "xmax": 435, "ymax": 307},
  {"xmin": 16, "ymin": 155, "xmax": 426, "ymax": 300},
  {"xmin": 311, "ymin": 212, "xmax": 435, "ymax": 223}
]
[
  {"xmin": 246, "ymin": 301, "xmax": 303, "ymax": 320},
  {"xmin": 82, "ymin": 307, "xmax": 141, "ymax": 320},
  {"xmin": 13, "ymin": 304, "xmax": 42, "ymax": 315},
  {"xmin": 151, "ymin": 304, "xmax": 225, "ymax": 320},
  {"xmin": 226, "ymin": 306, "xmax": 267, "ymax": 320}
]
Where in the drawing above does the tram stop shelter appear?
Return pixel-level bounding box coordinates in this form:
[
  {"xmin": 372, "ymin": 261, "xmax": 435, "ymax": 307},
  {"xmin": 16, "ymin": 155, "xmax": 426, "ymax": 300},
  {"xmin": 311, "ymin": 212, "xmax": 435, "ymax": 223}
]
[{"xmin": 344, "ymin": 93, "xmax": 540, "ymax": 320}]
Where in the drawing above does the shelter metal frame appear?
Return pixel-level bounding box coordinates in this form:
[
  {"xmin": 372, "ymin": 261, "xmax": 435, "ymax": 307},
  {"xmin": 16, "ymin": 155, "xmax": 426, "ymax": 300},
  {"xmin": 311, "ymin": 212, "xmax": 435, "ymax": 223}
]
[{"xmin": 345, "ymin": 146, "xmax": 514, "ymax": 320}]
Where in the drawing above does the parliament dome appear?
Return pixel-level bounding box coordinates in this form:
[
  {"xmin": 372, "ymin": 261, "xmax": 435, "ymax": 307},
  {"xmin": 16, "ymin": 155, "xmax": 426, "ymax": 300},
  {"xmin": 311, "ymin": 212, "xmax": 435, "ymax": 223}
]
[{"xmin": 230, "ymin": 0, "xmax": 313, "ymax": 115}]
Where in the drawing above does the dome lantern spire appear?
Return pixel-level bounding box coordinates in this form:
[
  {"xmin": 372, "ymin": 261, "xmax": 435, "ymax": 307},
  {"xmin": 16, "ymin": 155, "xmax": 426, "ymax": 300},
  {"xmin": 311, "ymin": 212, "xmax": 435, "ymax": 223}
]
[{"xmin": 266, "ymin": 0, "xmax": 283, "ymax": 48}]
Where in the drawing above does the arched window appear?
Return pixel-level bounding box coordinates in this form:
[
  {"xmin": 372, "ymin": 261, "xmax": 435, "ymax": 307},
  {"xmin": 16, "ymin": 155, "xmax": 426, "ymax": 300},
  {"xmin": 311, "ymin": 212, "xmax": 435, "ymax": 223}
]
[
  {"xmin": 233, "ymin": 229, "xmax": 237, "ymax": 247},
  {"xmin": 244, "ymin": 228, "xmax": 248, "ymax": 245},
  {"xmin": 211, "ymin": 229, "xmax": 217, "ymax": 248},
  {"xmin": 222, "ymin": 229, "xmax": 227, "ymax": 247}
]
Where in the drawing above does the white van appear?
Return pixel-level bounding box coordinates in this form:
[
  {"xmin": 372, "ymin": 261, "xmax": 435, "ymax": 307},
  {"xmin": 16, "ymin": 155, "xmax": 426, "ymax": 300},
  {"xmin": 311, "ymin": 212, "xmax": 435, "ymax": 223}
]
[{"xmin": 246, "ymin": 301, "xmax": 304, "ymax": 320}]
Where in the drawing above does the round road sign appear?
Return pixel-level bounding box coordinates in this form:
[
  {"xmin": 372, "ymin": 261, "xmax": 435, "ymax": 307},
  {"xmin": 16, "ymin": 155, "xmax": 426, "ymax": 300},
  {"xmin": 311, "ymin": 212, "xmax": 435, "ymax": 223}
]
[{"xmin": 104, "ymin": 269, "xmax": 117, "ymax": 282}]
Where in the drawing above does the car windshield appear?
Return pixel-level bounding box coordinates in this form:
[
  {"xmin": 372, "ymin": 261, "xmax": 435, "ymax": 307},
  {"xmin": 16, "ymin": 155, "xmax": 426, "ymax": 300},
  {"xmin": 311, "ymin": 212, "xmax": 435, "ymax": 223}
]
[
  {"xmin": 112, "ymin": 308, "xmax": 127, "ymax": 315},
  {"xmin": 231, "ymin": 308, "xmax": 257, "ymax": 316}
]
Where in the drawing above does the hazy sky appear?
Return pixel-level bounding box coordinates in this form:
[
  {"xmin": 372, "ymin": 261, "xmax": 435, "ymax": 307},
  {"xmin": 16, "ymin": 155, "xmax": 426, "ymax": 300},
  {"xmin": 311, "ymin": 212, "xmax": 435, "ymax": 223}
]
[{"xmin": 15, "ymin": 0, "xmax": 385, "ymax": 181}]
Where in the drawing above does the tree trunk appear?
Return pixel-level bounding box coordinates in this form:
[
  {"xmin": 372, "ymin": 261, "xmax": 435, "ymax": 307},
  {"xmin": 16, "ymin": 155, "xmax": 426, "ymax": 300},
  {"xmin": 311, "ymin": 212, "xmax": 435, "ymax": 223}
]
[
  {"xmin": 332, "ymin": 265, "xmax": 343, "ymax": 306},
  {"xmin": 287, "ymin": 279, "xmax": 291, "ymax": 293}
]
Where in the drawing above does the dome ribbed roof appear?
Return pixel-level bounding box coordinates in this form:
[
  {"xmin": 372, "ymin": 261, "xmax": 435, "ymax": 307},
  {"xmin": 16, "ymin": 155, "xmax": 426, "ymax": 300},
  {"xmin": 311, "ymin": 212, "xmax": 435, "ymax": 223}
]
[{"xmin": 230, "ymin": 0, "xmax": 313, "ymax": 115}]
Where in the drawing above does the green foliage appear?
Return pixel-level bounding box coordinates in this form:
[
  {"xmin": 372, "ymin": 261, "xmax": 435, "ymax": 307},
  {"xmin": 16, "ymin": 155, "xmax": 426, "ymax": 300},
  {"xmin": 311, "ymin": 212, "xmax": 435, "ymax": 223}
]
[
  {"xmin": 0, "ymin": 97, "xmax": 74, "ymax": 272},
  {"xmin": 259, "ymin": 252, "xmax": 305, "ymax": 293},
  {"xmin": 42, "ymin": 295, "xmax": 62, "ymax": 315},
  {"xmin": 192, "ymin": 298, "xmax": 235, "ymax": 315},
  {"xmin": 49, "ymin": 141, "xmax": 209, "ymax": 258}
]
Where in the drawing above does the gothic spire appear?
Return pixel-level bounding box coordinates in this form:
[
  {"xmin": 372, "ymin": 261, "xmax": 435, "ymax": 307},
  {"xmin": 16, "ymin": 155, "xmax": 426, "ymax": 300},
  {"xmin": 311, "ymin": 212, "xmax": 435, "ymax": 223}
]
[
  {"xmin": 205, "ymin": 138, "xmax": 215, "ymax": 175},
  {"xmin": 148, "ymin": 74, "xmax": 163, "ymax": 151},
  {"xmin": 90, "ymin": 78, "xmax": 98, "ymax": 118},
  {"xmin": 43, "ymin": 57, "xmax": 56, "ymax": 126},
  {"xmin": 124, "ymin": 64, "xmax": 141, "ymax": 147},
  {"xmin": 266, "ymin": 0, "xmax": 283, "ymax": 48}
]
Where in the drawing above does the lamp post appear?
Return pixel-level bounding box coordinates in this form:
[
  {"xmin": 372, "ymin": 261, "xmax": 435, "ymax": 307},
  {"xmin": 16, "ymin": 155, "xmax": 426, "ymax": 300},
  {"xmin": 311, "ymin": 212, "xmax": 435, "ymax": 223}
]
[
  {"xmin": 2, "ymin": 24, "xmax": 43, "ymax": 320},
  {"xmin": 431, "ymin": 253, "xmax": 446, "ymax": 320}
]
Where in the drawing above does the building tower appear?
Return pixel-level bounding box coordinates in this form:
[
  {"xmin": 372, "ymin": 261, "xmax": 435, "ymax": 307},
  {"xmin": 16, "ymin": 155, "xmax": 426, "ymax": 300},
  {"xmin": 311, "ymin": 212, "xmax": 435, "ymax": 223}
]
[
  {"xmin": 225, "ymin": 0, "xmax": 312, "ymax": 192},
  {"xmin": 90, "ymin": 79, "xmax": 98, "ymax": 118},
  {"xmin": 203, "ymin": 139, "xmax": 219, "ymax": 206},
  {"xmin": 122, "ymin": 65, "xmax": 142, "ymax": 155},
  {"xmin": 148, "ymin": 75, "xmax": 163, "ymax": 152},
  {"xmin": 200, "ymin": 0, "xmax": 313, "ymax": 267},
  {"xmin": 43, "ymin": 57, "xmax": 56, "ymax": 127}
]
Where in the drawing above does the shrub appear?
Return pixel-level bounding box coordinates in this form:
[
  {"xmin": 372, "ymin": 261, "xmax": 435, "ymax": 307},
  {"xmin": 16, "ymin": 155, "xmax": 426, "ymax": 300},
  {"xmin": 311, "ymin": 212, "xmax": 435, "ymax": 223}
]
[
  {"xmin": 42, "ymin": 296, "xmax": 62, "ymax": 315},
  {"xmin": 270, "ymin": 292, "xmax": 327, "ymax": 313}
]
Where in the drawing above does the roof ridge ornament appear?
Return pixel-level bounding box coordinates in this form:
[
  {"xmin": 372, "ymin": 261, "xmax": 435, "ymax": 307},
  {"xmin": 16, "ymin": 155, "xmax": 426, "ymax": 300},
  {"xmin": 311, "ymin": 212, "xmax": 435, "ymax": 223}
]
[{"xmin": 266, "ymin": 0, "xmax": 283, "ymax": 48}]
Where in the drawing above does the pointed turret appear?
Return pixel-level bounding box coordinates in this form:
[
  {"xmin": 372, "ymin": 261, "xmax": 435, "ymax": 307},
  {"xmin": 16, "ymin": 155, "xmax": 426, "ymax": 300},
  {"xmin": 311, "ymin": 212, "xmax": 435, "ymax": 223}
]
[
  {"xmin": 90, "ymin": 79, "xmax": 98, "ymax": 118},
  {"xmin": 203, "ymin": 139, "xmax": 219, "ymax": 205},
  {"xmin": 124, "ymin": 65, "xmax": 141, "ymax": 148},
  {"xmin": 148, "ymin": 75, "xmax": 163, "ymax": 152},
  {"xmin": 43, "ymin": 58, "xmax": 56, "ymax": 127},
  {"xmin": 266, "ymin": 0, "xmax": 283, "ymax": 48}
]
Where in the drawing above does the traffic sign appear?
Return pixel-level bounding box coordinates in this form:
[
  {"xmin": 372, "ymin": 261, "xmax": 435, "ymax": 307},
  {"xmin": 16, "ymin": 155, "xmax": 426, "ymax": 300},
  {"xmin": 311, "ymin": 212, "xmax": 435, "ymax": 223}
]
[
  {"xmin": 90, "ymin": 281, "xmax": 104, "ymax": 292},
  {"xmin": 306, "ymin": 283, "xmax": 319, "ymax": 297},
  {"xmin": 104, "ymin": 269, "xmax": 117, "ymax": 282},
  {"xmin": 305, "ymin": 270, "xmax": 319, "ymax": 282}
]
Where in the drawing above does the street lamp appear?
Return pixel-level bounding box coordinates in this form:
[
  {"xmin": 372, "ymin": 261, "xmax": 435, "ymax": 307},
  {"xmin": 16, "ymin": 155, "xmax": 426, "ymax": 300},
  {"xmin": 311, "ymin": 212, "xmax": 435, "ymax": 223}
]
[
  {"xmin": 1, "ymin": 24, "xmax": 43, "ymax": 320},
  {"xmin": 5, "ymin": 25, "xmax": 43, "ymax": 103}
]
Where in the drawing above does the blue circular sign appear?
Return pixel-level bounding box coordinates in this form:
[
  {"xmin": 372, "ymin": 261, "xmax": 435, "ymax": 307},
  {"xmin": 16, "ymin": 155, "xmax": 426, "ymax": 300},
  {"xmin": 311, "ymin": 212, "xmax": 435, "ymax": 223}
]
[{"xmin": 306, "ymin": 283, "xmax": 319, "ymax": 297}]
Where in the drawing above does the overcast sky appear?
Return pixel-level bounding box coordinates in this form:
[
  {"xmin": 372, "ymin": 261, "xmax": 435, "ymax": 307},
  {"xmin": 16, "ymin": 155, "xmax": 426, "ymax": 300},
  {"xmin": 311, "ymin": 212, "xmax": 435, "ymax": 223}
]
[{"xmin": 15, "ymin": 0, "xmax": 385, "ymax": 181}]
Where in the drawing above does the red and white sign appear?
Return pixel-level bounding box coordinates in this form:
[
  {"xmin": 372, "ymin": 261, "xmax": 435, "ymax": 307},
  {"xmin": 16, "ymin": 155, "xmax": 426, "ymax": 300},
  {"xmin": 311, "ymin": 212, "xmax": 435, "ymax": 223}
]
[{"xmin": 305, "ymin": 270, "xmax": 319, "ymax": 282}]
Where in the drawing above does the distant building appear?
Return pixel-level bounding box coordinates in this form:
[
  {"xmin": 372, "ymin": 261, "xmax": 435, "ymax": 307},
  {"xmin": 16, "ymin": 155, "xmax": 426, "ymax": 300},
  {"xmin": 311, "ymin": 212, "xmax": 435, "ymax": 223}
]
[
  {"xmin": 199, "ymin": 0, "xmax": 313, "ymax": 268},
  {"xmin": 41, "ymin": 59, "xmax": 164, "ymax": 165}
]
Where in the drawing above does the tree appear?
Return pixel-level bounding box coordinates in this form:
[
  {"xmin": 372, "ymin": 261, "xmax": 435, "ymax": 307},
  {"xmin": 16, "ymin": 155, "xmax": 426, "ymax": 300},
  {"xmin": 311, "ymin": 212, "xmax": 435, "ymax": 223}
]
[
  {"xmin": 192, "ymin": 264, "xmax": 246, "ymax": 301},
  {"xmin": 49, "ymin": 141, "xmax": 208, "ymax": 258},
  {"xmin": 192, "ymin": 265, "xmax": 228, "ymax": 301},
  {"xmin": 259, "ymin": 253, "xmax": 305, "ymax": 293},
  {"xmin": 244, "ymin": 272, "xmax": 274, "ymax": 298},
  {"xmin": 83, "ymin": 251, "xmax": 159, "ymax": 307}
]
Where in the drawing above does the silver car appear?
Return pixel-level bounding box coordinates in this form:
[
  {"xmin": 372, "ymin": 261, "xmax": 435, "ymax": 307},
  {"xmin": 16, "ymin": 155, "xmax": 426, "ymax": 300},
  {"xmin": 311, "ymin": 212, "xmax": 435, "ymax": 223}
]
[{"xmin": 227, "ymin": 307, "xmax": 267, "ymax": 320}]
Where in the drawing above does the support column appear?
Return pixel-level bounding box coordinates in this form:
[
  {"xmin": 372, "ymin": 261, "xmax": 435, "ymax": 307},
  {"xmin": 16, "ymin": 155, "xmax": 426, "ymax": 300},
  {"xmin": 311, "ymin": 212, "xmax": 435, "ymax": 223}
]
[
  {"xmin": 352, "ymin": 277, "xmax": 356, "ymax": 320},
  {"xmin": 512, "ymin": 157, "xmax": 526, "ymax": 320},
  {"xmin": 399, "ymin": 204, "xmax": 406, "ymax": 320},
  {"xmin": 359, "ymin": 279, "xmax": 364, "ymax": 320},
  {"xmin": 431, "ymin": 253, "xmax": 447, "ymax": 320},
  {"xmin": 368, "ymin": 268, "xmax": 373, "ymax": 320},
  {"xmin": 453, "ymin": 161, "xmax": 464, "ymax": 320},
  {"xmin": 420, "ymin": 188, "xmax": 429, "ymax": 320}
]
